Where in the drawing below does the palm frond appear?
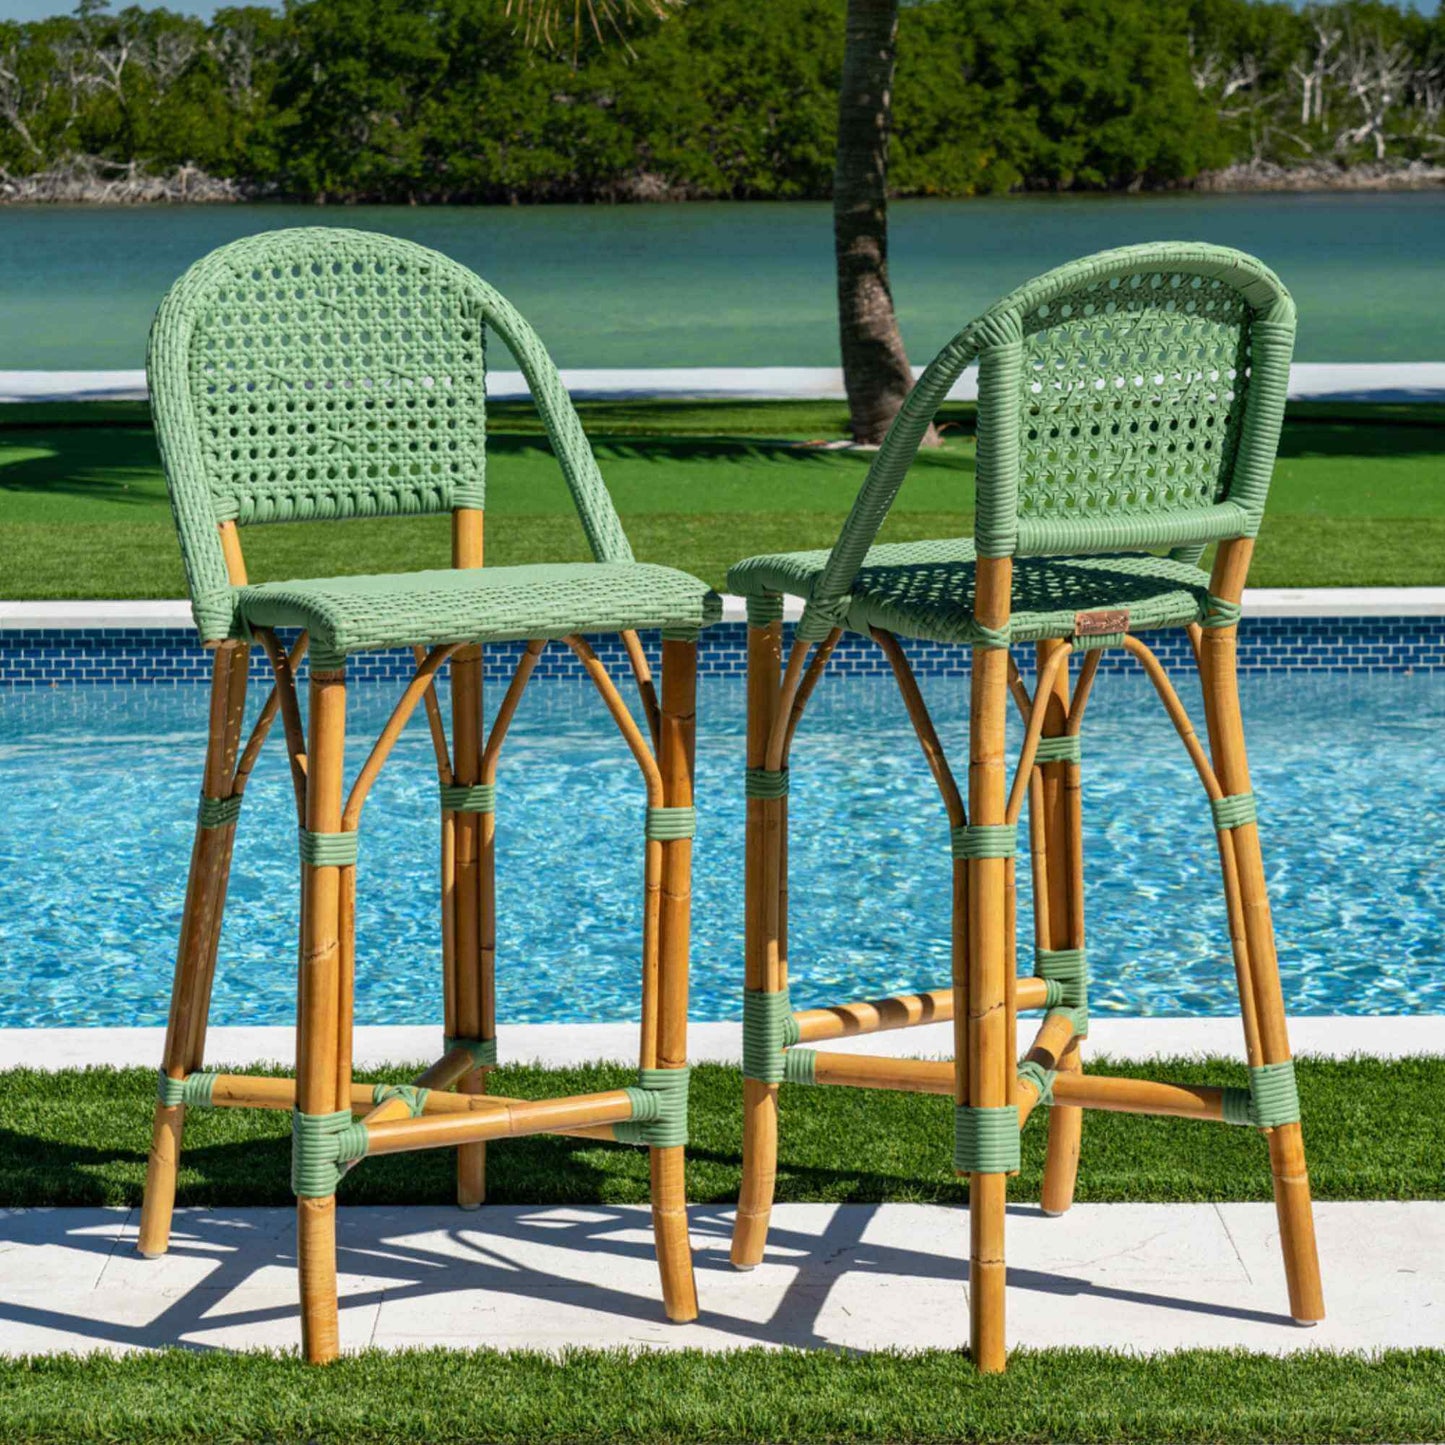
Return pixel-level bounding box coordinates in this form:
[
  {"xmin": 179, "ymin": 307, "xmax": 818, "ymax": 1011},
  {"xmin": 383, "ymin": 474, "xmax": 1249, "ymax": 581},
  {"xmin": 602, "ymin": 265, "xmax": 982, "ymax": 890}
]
[{"xmin": 505, "ymin": 0, "xmax": 683, "ymax": 57}]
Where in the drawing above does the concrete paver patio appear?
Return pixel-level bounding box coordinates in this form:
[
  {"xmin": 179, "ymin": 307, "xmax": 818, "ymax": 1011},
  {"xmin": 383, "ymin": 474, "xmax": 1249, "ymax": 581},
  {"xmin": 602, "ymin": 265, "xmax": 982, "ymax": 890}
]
[{"xmin": 2, "ymin": 1202, "xmax": 1439, "ymax": 1356}]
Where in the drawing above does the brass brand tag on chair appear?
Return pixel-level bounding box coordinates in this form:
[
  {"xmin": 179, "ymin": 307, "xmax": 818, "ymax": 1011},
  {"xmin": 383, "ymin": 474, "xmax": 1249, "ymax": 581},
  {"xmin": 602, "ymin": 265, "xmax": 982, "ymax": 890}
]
[{"xmin": 1074, "ymin": 608, "xmax": 1129, "ymax": 637}]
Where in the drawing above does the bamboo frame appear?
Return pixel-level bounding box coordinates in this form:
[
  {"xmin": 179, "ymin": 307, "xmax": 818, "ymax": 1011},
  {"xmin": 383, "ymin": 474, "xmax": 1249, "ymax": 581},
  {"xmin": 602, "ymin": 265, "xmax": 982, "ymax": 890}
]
[
  {"xmin": 449, "ymin": 507, "xmax": 487, "ymax": 1208},
  {"xmin": 966, "ymin": 557, "xmax": 1011, "ymax": 1373},
  {"xmin": 732, "ymin": 543, "xmax": 1322, "ymax": 1369},
  {"xmin": 139, "ymin": 508, "xmax": 705, "ymax": 1361},
  {"xmin": 1035, "ymin": 639, "xmax": 1084, "ymax": 1215},
  {"xmin": 796, "ymin": 1054, "xmax": 1247, "ymax": 1126},
  {"xmin": 137, "ymin": 641, "xmax": 250, "ymax": 1259},
  {"xmin": 732, "ymin": 617, "xmax": 786, "ymax": 1269},
  {"xmin": 1200, "ymin": 539, "xmax": 1324, "ymax": 1325}
]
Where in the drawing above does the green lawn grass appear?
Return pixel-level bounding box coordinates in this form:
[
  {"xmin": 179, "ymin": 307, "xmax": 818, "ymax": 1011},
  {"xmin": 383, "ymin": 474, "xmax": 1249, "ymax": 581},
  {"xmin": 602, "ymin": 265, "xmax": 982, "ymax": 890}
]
[
  {"xmin": 2, "ymin": 401, "xmax": 1442, "ymax": 597},
  {"xmin": 3, "ymin": 1057, "xmax": 1440, "ymax": 1211},
  {"xmin": 3, "ymin": 1347, "xmax": 1444, "ymax": 1444}
]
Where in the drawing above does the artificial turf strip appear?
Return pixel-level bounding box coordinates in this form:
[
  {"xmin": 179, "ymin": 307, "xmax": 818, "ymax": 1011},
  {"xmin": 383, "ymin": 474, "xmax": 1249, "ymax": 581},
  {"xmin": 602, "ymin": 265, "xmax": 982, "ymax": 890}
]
[
  {"xmin": 2, "ymin": 1348, "xmax": 1444, "ymax": 1445},
  {"xmin": 2, "ymin": 1057, "xmax": 1440, "ymax": 1210}
]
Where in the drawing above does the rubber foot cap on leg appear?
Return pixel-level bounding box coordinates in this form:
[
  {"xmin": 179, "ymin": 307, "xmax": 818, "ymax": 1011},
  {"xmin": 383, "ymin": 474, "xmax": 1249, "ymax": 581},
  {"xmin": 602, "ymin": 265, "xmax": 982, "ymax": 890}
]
[
  {"xmin": 1040, "ymin": 1207, "xmax": 1069, "ymax": 1218},
  {"xmin": 457, "ymin": 1202, "xmax": 482, "ymax": 1212},
  {"xmin": 1291, "ymin": 1317, "xmax": 1320, "ymax": 1327},
  {"xmin": 136, "ymin": 1249, "xmax": 166, "ymax": 1260}
]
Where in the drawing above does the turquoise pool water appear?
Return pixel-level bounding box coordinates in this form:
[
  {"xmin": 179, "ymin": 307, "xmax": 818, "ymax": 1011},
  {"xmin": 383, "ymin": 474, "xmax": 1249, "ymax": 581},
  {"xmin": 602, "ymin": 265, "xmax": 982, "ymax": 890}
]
[
  {"xmin": 0, "ymin": 669, "xmax": 1439, "ymax": 1027},
  {"xmin": 0, "ymin": 193, "xmax": 1441, "ymax": 369}
]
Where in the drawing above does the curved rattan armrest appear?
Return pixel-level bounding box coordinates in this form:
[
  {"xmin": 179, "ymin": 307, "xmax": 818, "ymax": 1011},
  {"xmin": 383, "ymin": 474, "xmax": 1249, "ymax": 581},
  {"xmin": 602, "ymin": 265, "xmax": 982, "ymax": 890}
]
[
  {"xmin": 796, "ymin": 329, "xmax": 983, "ymax": 642},
  {"xmin": 473, "ymin": 286, "xmax": 633, "ymax": 567}
]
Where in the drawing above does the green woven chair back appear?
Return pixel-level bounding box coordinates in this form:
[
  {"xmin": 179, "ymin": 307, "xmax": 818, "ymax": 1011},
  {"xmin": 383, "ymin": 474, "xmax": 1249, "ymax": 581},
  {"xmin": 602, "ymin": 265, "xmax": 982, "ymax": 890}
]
[
  {"xmin": 799, "ymin": 244, "xmax": 1294, "ymax": 636},
  {"xmin": 148, "ymin": 227, "xmax": 631, "ymax": 642},
  {"xmin": 963, "ymin": 243, "xmax": 1295, "ymax": 558}
]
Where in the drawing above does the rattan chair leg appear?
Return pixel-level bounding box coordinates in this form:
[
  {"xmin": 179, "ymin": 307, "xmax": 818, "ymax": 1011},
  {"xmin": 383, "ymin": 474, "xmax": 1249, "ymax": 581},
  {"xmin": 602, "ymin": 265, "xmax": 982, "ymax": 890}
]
[
  {"xmin": 966, "ymin": 559, "xmax": 1013, "ymax": 1374},
  {"xmin": 1037, "ymin": 641, "xmax": 1085, "ymax": 1216},
  {"xmin": 138, "ymin": 643, "xmax": 249, "ymax": 1259},
  {"xmin": 296, "ymin": 669, "xmax": 350, "ymax": 1365},
  {"xmin": 1200, "ymin": 547, "xmax": 1324, "ymax": 1325},
  {"xmin": 650, "ymin": 638, "xmax": 701, "ymax": 1321},
  {"xmin": 448, "ymin": 635, "xmax": 487, "ymax": 1209},
  {"xmin": 733, "ymin": 617, "xmax": 785, "ymax": 1269}
]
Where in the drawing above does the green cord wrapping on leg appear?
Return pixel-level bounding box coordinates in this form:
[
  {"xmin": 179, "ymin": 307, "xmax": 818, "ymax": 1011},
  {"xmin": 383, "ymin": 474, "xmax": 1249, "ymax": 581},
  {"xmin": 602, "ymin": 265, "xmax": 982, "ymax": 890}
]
[
  {"xmin": 1201, "ymin": 595, "xmax": 1243, "ymax": 629},
  {"xmin": 440, "ymin": 782, "xmax": 495, "ymax": 814},
  {"xmin": 156, "ymin": 1071, "xmax": 218, "ymax": 1108},
  {"xmin": 196, "ymin": 794, "xmax": 242, "ymax": 829},
  {"xmin": 615, "ymin": 1067, "xmax": 690, "ymax": 1148},
  {"xmin": 1248, "ymin": 1061, "xmax": 1301, "ymax": 1127},
  {"xmin": 968, "ymin": 621, "xmax": 1012, "ymax": 649},
  {"xmin": 744, "ymin": 768, "xmax": 789, "ymax": 799},
  {"xmin": 741, "ymin": 988, "xmax": 801, "ymax": 1083},
  {"xmin": 1221, "ymin": 1088, "xmax": 1255, "ymax": 1126},
  {"xmin": 645, "ymin": 806, "xmax": 697, "ymax": 841},
  {"xmin": 950, "ymin": 823, "xmax": 1019, "ymax": 860},
  {"xmin": 1031, "ymin": 735, "xmax": 1081, "ymax": 766},
  {"xmin": 783, "ymin": 1048, "xmax": 817, "ymax": 1086},
  {"xmin": 1034, "ymin": 948, "xmax": 1088, "ymax": 1035},
  {"xmin": 372, "ymin": 1084, "xmax": 430, "ymax": 1116},
  {"xmin": 1016, "ymin": 1059, "xmax": 1055, "ymax": 1108},
  {"xmin": 1211, "ymin": 792, "xmax": 1258, "ymax": 830},
  {"xmin": 1221, "ymin": 1061, "xmax": 1300, "ymax": 1128},
  {"xmin": 954, "ymin": 1105, "xmax": 1021, "ymax": 1174},
  {"xmin": 291, "ymin": 1109, "xmax": 369, "ymax": 1198},
  {"xmin": 444, "ymin": 1036, "xmax": 498, "ymax": 1068},
  {"xmin": 746, "ymin": 596, "xmax": 785, "ymax": 628},
  {"xmin": 299, "ymin": 830, "xmax": 359, "ymax": 866}
]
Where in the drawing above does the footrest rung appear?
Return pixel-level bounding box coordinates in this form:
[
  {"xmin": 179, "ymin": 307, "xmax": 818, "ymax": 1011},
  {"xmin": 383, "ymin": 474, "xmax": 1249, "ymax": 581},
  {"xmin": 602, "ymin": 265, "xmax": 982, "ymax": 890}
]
[{"xmin": 799, "ymin": 1052, "xmax": 953, "ymax": 1095}]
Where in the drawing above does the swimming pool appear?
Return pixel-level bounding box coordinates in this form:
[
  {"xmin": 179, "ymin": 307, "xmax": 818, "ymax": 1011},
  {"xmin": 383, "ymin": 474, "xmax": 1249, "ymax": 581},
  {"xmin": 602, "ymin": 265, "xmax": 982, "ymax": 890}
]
[{"xmin": 0, "ymin": 668, "xmax": 1439, "ymax": 1027}]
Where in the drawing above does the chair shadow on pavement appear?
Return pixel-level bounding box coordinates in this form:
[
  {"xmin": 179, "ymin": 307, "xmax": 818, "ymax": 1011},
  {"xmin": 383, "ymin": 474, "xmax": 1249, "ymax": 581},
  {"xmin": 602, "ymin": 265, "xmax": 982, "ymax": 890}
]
[{"xmin": 0, "ymin": 1198, "xmax": 1295, "ymax": 1355}]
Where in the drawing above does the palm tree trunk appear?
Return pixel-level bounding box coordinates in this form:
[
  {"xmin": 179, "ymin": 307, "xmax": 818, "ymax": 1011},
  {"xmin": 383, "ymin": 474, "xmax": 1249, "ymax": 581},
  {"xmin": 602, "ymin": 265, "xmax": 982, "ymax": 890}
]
[{"xmin": 834, "ymin": 0, "xmax": 929, "ymax": 446}]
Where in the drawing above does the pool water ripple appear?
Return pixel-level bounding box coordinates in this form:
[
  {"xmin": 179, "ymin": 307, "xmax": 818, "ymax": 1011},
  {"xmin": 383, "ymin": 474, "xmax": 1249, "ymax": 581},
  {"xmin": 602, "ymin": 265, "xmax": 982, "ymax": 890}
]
[{"xmin": 0, "ymin": 669, "xmax": 1439, "ymax": 1027}]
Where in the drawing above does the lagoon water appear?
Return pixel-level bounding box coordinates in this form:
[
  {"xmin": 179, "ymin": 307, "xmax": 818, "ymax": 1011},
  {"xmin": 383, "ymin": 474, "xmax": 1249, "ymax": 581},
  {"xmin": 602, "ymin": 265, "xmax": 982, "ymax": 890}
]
[{"xmin": 0, "ymin": 191, "xmax": 1441, "ymax": 370}]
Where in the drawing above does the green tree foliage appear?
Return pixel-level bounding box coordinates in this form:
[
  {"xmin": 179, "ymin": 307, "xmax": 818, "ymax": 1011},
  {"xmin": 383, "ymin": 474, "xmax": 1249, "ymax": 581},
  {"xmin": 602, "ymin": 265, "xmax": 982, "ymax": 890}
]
[
  {"xmin": 895, "ymin": 0, "xmax": 1229, "ymax": 193},
  {"xmin": 0, "ymin": 0, "xmax": 1440, "ymax": 199}
]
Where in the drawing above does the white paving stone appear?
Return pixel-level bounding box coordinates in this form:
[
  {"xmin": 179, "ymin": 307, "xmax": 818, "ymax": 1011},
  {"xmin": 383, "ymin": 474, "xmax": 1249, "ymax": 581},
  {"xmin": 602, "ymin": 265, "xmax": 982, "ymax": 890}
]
[{"xmin": 0, "ymin": 1202, "xmax": 1439, "ymax": 1357}]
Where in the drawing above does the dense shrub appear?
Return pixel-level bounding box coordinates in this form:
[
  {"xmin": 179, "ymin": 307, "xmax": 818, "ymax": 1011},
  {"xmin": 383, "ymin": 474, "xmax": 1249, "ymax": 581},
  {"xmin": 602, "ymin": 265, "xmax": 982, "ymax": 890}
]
[{"xmin": 0, "ymin": 0, "xmax": 1440, "ymax": 200}]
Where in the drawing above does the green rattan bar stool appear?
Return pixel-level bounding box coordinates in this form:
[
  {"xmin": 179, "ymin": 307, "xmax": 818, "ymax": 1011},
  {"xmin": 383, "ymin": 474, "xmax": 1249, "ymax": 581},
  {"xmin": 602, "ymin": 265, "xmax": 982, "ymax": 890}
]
[
  {"xmin": 727, "ymin": 242, "xmax": 1324, "ymax": 1371},
  {"xmin": 137, "ymin": 228, "xmax": 718, "ymax": 1362}
]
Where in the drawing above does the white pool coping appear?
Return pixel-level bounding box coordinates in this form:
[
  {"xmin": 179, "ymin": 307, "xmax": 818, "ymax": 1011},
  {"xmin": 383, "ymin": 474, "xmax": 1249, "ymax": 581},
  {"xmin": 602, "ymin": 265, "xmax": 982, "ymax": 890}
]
[
  {"xmin": 4, "ymin": 587, "xmax": 1444, "ymax": 633},
  {"xmin": 2, "ymin": 1015, "xmax": 1439, "ymax": 1071},
  {"xmin": 2, "ymin": 361, "xmax": 1444, "ymax": 404}
]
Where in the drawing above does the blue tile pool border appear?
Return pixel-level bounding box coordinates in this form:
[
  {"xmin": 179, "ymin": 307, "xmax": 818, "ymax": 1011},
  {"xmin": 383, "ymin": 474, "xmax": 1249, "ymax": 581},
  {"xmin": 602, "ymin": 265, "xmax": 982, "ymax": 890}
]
[{"xmin": 1, "ymin": 614, "xmax": 1442, "ymax": 688}]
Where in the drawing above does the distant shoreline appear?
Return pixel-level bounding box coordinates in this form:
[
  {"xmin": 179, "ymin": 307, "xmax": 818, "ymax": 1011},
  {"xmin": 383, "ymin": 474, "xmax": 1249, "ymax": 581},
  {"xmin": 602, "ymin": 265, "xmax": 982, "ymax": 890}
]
[
  {"xmin": 2, "ymin": 160, "xmax": 1442, "ymax": 207},
  {"xmin": 1192, "ymin": 160, "xmax": 1445, "ymax": 193}
]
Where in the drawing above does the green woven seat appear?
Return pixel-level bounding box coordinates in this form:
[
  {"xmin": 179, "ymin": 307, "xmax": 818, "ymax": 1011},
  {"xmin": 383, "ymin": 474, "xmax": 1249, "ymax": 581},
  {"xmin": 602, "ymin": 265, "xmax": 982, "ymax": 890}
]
[
  {"xmin": 239, "ymin": 562, "xmax": 721, "ymax": 669},
  {"xmin": 729, "ymin": 539, "xmax": 1211, "ymax": 646}
]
